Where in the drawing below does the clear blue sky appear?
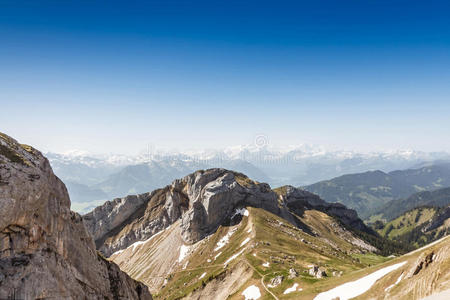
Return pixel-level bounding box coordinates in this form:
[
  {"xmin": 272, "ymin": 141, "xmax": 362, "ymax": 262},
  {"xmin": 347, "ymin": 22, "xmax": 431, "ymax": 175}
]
[{"xmin": 1, "ymin": 0, "xmax": 450, "ymax": 154}]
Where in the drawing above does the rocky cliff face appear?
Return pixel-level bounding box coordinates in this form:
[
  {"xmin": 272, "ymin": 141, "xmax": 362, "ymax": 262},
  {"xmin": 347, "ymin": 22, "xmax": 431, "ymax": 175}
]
[
  {"xmin": 280, "ymin": 185, "xmax": 370, "ymax": 232},
  {"xmin": 0, "ymin": 133, "xmax": 151, "ymax": 299},
  {"xmin": 84, "ymin": 168, "xmax": 375, "ymax": 257}
]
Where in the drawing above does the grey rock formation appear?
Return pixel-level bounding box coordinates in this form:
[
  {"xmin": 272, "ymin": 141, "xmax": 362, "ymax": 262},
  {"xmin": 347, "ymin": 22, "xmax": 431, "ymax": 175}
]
[
  {"xmin": 288, "ymin": 268, "xmax": 298, "ymax": 279},
  {"xmin": 83, "ymin": 192, "xmax": 151, "ymax": 248},
  {"xmin": 268, "ymin": 275, "xmax": 284, "ymax": 288},
  {"xmin": 282, "ymin": 185, "xmax": 370, "ymax": 232},
  {"xmin": 308, "ymin": 265, "xmax": 327, "ymax": 278},
  {"xmin": 84, "ymin": 168, "xmax": 375, "ymax": 257},
  {"xmin": 0, "ymin": 133, "xmax": 151, "ymax": 299}
]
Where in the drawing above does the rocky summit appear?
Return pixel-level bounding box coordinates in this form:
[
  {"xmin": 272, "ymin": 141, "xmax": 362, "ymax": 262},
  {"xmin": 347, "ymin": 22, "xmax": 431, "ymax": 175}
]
[
  {"xmin": 81, "ymin": 166, "xmax": 395, "ymax": 299},
  {"xmin": 0, "ymin": 132, "xmax": 151, "ymax": 299},
  {"xmin": 83, "ymin": 168, "xmax": 374, "ymax": 257}
]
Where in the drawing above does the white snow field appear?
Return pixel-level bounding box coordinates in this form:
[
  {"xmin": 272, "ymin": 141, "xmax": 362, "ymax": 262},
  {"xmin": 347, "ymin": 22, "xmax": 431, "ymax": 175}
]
[
  {"xmin": 232, "ymin": 207, "xmax": 249, "ymax": 218},
  {"xmin": 242, "ymin": 285, "xmax": 261, "ymax": 300},
  {"xmin": 314, "ymin": 261, "xmax": 407, "ymax": 300},
  {"xmin": 178, "ymin": 244, "xmax": 190, "ymax": 262},
  {"xmin": 112, "ymin": 229, "xmax": 165, "ymax": 256},
  {"xmin": 214, "ymin": 251, "xmax": 222, "ymax": 260},
  {"xmin": 223, "ymin": 248, "xmax": 245, "ymax": 265},
  {"xmin": 214, "ymin": 228, "xmax": 238, "ymax": 251},
  {"xmin": 385, "ymin": 272, "xmax": 404, "ymax": 292},
  {"xmin": 240, "ymin": 237, "xmax": 251, "ymax": 247},
  {"xmin": 283, "ymin": 283, "xmax": 301, "ymax": 294}
]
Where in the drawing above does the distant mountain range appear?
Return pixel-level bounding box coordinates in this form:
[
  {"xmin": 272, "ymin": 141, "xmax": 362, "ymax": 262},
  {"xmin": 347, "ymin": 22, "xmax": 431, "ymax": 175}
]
[
  {"xmin": 303, "ymin": 163, "xmax": 450, "ymax": 219},
  {"xmin": 47, "ymin": 147, "xmax": 450, "ymax": 213}
]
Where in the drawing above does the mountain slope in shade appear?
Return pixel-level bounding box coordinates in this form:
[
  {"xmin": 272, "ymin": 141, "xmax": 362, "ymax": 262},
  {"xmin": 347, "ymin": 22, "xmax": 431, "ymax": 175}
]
[
  {"xmin": 373, "ymin": 187, "xmax": 450, "ymax": 221},
  {"xmin": 0, "ymin": 132, "xmax": 151, "ymax": 299},
  {"xmin": 303, "ymin": 163, "xmax": 450, "ymax": 219}
]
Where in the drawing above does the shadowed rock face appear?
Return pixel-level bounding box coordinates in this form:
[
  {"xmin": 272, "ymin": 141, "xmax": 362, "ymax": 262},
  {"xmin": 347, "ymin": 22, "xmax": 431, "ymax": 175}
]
[
  {"xmin": 281, "ymin": 185, "xmax": 370, "ymax": 232},
  {"xmin": 0, "ymin": 133, "xmax": 151, "ymax": 299},
  {"xmin": 84, "ymin": 167, "xmax": 374, "ymax": 257}
]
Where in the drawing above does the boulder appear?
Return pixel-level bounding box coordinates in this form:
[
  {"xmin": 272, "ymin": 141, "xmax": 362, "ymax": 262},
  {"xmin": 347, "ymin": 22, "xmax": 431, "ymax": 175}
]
[
  {"xmin": 268, "ymin": 275, "xmax": 284, "ymax": 288},
  {"xmin": 308, "ymin": 265, "xmax": 327, "ymax": 278},
  {"xmin": 288, "ymin": 268, "xmax": 299, "ymax": 279}
]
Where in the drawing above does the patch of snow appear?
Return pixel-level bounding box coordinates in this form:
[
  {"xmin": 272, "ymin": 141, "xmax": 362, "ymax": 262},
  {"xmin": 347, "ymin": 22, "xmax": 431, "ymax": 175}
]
[
  {"xmin": 199, "ymin": 272, "xmax": 206, "ymax": 279},
  {"xmin": 385, "ymin": 273, "xmax": 404, "ymax": 292},
  {"xmin": 283, "ymin": 283, "xmax": 300, "ymax": 294},
  {"xmin": 231, "ymin": 208, "xmax": 249, "ymax": 219},
  {"xmin": 182, "ymin": 261, "xmax": 189, "ymax": 270},
  {"xmin": 112, "ymin": 249, "xmax": 124, "ymax": 256},
  {"xmin": 253, "ymin": 253, "xmax": 257, "ymax": 257},
  {"xmin": 131, "ymin": 240, "xmax": 147, "ymax": 251},
  {"xmin": 242, "ymin": 285, "xmax": 261, "ymax": 300},
  {"xmin": 179, "ymin": 245, "xmax": 190, "ymax": 262},
  {"xmin": 314, "ymin": 262, "xmax": 407, "ymax": 300},
  {"xmin": 207, "ymin": 259, "xmax": 211, "ymax": 263},
  {"xmin": 214, "ymin": 252, "xmax": 222, "ymax": 260},
  {"xmin": 262, "ymin": 262, "xmax": 270, "ymax": 267},
  {"xmin": 214, "ymin": 228, "xmax": 237, "ymax": 251},
  {"xmin": 247, "ymin": 228, "xmax": 252, "ymax": 233},
  {"xmin": 114, "ymin": 228, "xmax": 166, "ymax": 256},
  {"xmin": 224, "ymin": 248, "xmax": 245, "ymax": 265},
  {"xmin": 240, "ymin": 237, "xmax": 251, "ymax": 247}
]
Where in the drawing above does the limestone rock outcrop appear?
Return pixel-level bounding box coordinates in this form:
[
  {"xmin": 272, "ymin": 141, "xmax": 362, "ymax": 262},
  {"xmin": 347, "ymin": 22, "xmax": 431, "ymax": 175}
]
[
  {"xmin": 308, "ymin": 265, "xmax": 327, "ymax": 278},
  {"xmin": 84, "ymin": 167, "xmax": 375, "ymax": 257},
  {"xmin": 280, "ymin": 185, "xmax": 369, "ymax": 232},
  {"xmin": 0, "ymin": 132, "xmax": 151, "ymax": 299}
]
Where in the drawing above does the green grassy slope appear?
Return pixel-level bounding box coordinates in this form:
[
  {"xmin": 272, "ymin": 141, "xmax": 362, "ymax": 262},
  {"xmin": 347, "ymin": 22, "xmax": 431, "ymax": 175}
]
[
  {"xmin": 371, "ymin": 207, "xmax": 449, "ymax": 248},
  {"xmin": 150, "ymin": 207, "xmax": 391, "ymax": 300},
  {"xmin": 374, "ymin": 187, "xmax": 450, "ymax": 221}
]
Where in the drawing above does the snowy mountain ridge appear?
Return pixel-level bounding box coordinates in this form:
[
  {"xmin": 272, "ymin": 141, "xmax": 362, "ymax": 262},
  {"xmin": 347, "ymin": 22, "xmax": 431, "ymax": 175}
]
[{"xmin": 47, "ymin": 145, "xmax": 450, "ymax": 168}]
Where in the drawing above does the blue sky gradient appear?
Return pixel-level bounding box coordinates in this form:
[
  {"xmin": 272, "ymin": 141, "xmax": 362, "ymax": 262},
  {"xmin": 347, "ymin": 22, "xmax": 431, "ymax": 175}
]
[{"xmin": 1, "ymin": 1, "xmax": 450, "ymax": 153}]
